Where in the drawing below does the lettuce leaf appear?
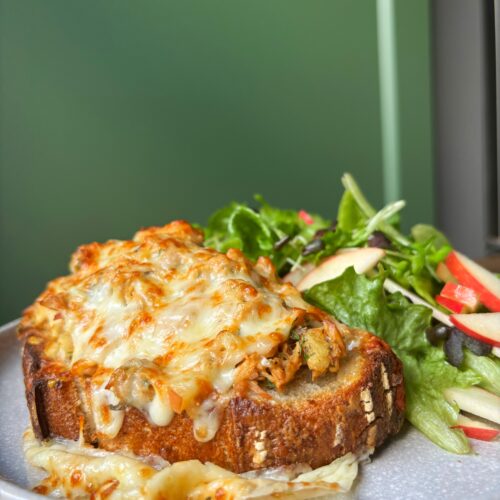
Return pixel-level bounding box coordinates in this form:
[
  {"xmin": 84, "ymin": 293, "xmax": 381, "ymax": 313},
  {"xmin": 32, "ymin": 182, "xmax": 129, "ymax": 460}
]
[
  {"xmin": 337, "ymin": 190, "xmax": 367, "ymax": 232},
  {"xmin": 204, "ymin": 196, "xmax": 330, "ymax": 272},
  {"xmin": 411, "ymin": 223, "xmax": 450, "ymax": 250},
  {"xmin": 339, "ymin": 174, "xmax": 451, "ymax": 305},
  {"xmin": 304, "ymin": 268, "xmax": 480, "ymax": 454},
  {"xmin": 403, "ymin": 349, "xmax": 481, "ymax": 454},
  {"xmin": 462, "ymin": 351, "xmax": 500, "ymax": 396},
  {"xmin": 304, "ymin": 267, "xmax": 430, "ymax": 354},
  {"xmin": 203, "ymin": 175, "xmax": 493, "ymax": 455}
]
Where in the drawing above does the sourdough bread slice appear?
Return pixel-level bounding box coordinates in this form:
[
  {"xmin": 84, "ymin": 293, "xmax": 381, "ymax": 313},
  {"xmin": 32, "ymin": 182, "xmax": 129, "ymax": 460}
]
[{"xmin": 22, "ymin": 328, "xmax": 404, "ymax": 473}]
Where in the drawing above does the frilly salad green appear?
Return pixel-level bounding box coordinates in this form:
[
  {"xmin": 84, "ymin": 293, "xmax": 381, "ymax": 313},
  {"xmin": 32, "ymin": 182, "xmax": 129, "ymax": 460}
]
[{"xmin": 203, "ymin": 173, "xmax": 500, "ymax": 454}]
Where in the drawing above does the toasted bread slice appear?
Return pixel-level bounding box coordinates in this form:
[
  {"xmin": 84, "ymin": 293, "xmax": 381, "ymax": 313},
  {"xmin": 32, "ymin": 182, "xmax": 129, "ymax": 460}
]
[{"xmin": 22, "ymin": 327, "xmax": 404, "ymax": 473}]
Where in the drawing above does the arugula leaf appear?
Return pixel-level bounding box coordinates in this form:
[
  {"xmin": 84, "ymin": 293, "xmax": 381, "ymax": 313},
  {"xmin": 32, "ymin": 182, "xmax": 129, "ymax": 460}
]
[
  {"xmin": 341, "ymin": 173, "xmax": 410, "ymax": 247},
  {"xmin": 304, "ymin": 268, "xmax": 480, "ymax": 454},
  {"xmin": 339, "ymin": 174, "xmax": 451, "ymax": 303},
  {"xmin": 407, "ymin": 274, "xmax": 437, "ymax": 305},
  {"xmin": 205, "ymin": 175, "xmax": 453, "ymax": 305}
]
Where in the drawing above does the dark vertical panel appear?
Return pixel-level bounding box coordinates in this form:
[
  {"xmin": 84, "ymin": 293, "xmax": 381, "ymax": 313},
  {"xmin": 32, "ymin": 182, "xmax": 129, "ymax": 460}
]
[
  {"xmin": 494, "ymin": 0, "xmax": 500, "ymax": 245},
  {"xmin": 432, "ymin": 0, "xmax": 496, "ymax": 257}
]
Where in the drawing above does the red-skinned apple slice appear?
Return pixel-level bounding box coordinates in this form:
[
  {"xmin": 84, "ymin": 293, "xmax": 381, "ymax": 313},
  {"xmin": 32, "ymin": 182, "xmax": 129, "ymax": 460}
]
[
  {"xmin": 451, "ymin": 414, "xmax": 499, "ymax": 441},
  {"xmin": 450, "ymin": 313, "xmax": 500, "ymax": 347},
  {"xmin": 436, "ymin": 295, "xmax": 465, "ymax": 314},
  {"xmin": 445, "ymin": 251, "xmax": 500, "ymax": 312},
  {"xmin": 444, "ymin": 387, "xmax": 500, "ymax": 425},
  {"xmin": 441, "ymin": 282, "xmax": 479, "ymax": 311},
  {"xmin": 436, "ymin": 262, "xmax": 458, "ymax": 283},
  {"xmin": 296, "ymin": 248, "xmax": 385, "ymax": 292}
]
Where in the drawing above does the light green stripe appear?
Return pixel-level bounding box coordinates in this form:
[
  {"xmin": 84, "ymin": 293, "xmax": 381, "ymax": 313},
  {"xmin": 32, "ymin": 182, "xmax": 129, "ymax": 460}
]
[{"xmin": 377, "ymin": 0, "xmax": 401, "ymax": 203}]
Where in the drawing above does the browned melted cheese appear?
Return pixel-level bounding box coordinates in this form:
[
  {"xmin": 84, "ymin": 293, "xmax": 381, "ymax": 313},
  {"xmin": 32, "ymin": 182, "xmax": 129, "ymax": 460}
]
[
  {"xmin": 24, "ymin": 429, "xmax": 359, "ymax": 499},
  {"xmin": 19, "ymin": 221, "xmax": 344, "ymax": 441}
]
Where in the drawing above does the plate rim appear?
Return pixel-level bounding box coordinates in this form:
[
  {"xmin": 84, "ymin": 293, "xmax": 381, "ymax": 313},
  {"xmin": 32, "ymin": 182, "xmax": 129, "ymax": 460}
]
[{"xmin": 0, "ymin": 319, "xmax": 43, "ymax": 499}]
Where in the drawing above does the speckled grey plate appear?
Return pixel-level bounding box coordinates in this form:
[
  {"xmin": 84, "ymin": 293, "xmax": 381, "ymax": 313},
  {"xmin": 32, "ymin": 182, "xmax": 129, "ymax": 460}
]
[{"xmin": 0, "ymin": 320, "xmax": 499, "ymax": 499}]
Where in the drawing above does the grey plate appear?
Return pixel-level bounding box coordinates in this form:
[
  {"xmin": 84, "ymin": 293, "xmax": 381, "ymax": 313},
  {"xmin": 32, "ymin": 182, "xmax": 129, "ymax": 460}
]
[{"xmin": 0, "ymin": 320, "xmax": 498, "ymax": 499}]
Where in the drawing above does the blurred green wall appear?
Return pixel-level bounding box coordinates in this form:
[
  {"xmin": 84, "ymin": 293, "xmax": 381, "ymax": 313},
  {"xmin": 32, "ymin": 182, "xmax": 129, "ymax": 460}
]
[{"xmin": 0, "ymin": 1, "xmax": 432, "ymax": 323}]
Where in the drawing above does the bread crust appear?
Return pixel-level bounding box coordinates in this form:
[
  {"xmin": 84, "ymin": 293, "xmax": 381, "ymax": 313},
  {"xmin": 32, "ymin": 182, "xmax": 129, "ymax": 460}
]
[{"xmin": 21, "ymin": 330, "xmax": 404, "ymax": 473}]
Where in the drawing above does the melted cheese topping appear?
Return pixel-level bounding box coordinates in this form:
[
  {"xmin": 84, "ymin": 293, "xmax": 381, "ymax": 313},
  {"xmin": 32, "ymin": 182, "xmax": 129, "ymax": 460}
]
[
  {"xmin": 20, "ymin": 221, "xmax": 340, "ymax": 441},
  {"xmin": 24, "ymin": 429, "xmax": 358, "ymax": 499}
]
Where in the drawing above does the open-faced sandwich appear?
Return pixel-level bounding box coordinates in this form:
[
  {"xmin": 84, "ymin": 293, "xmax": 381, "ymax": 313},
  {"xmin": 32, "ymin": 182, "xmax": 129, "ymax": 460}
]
[
  {"xmin": 18, "ymin": 174, "xmax": 500, "ymax": 499},
  {"xmin": 19, "ymin": 219, "xmax": 404, "ymax": 498}
]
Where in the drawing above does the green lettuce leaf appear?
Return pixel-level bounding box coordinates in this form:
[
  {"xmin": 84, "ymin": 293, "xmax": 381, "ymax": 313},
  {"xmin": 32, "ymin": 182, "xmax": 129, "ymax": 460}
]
[
  {"xmin": 336, "ymin": 175, "xmax": 451, "ymax": 303},
  {"xmin": 304, "ymin": 268, "xmax": 480, "ymax": 454},
  {"xmin": 462, "ymin": 351, "xmax": 500, "ymax": 396},
  {"xmin": 256, "ymin": 194, "xmax": 329, "ymax": 239},
  {"xmin": 204, "ymin": 196, "xmax": 331, "ymax": 273},
  {"xmin": 337, "ymin": 190, "xmax": 366, "ymax": 232},
  {"xmin": 403, "ymin": 349, "xmax": 480, "ymax": 454},
  {"xmin": 304, "ymin": 267, "xmax": 430, "ymax": 353},
  {"xmin": 411, "ymin": 223, "xmax": 450, "ymax": 250},
  {"xmin": 206, "ymin": 204, "xmax": 275, "ymax": 259},
  {"xmin": 203, "ymin": 176, "xmax": 493, "ymax": 455},
  {"xmin": 403, "ymin": 361, "xmax": 468, "ymax": 453},
  {"xmin": 227, "ymin": 206, "xmax": 275, "ymax": 257}
]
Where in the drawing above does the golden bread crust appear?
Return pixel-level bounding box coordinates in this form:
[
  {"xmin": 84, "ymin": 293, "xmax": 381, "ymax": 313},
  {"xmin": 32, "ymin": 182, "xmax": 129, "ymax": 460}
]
[{"xmin": 22, "ymin": 330, "xmax": 404, "ymax": 473}]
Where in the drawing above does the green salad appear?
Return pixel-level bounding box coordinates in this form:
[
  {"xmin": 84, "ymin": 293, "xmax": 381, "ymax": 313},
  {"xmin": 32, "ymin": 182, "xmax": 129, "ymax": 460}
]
[{"xmin": 203, "ymin": 173, "xmax": 500, "ymax": 454}]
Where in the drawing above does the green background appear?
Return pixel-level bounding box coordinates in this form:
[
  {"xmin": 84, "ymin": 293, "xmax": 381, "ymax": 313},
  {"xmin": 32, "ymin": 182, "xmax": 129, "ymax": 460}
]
[{"xmin": 0, "ymin": 1, "xmax": 432, "ymax": 323}]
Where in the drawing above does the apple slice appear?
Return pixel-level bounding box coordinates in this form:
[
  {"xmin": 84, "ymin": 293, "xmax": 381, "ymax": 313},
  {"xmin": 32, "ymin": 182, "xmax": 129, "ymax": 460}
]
[
  {"xmin": 436, "ymin": 295, "xmax": 466, "ymax": 314},
  {"xmin": 493, "ymin": 347, "xmax": 500, "ymax": 359},
  {"xmin": 444, "ymin": 387, "xmax": 500, "ymax": 425},
  {"xmin": 335, "ymin": 247, "xmax": 360, "ymax": 254},
  {"xmin": 452, "ymin": 414, "xmax": 500, "ymax": 441},
  {"xmin": 440, "ymin": 283, "xmax": 479, "ymax": 311},
  {"xmin": 296, "ymin": 248, "xmax": 385, "ymax": 292},
  {"xmin": 436, "ymin": 262, "xmax": 458, "ymax": 283},
  {"xmin": 450, "ymin": 313, "xmax": 500, "ymax": 347},
  {"xmin": 445, "ymin": 251, "xmax": 500, "ymax": 312},
  {"xmin": 282, "ymin": 263, "xmax": 314, "ymax": 287}
]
